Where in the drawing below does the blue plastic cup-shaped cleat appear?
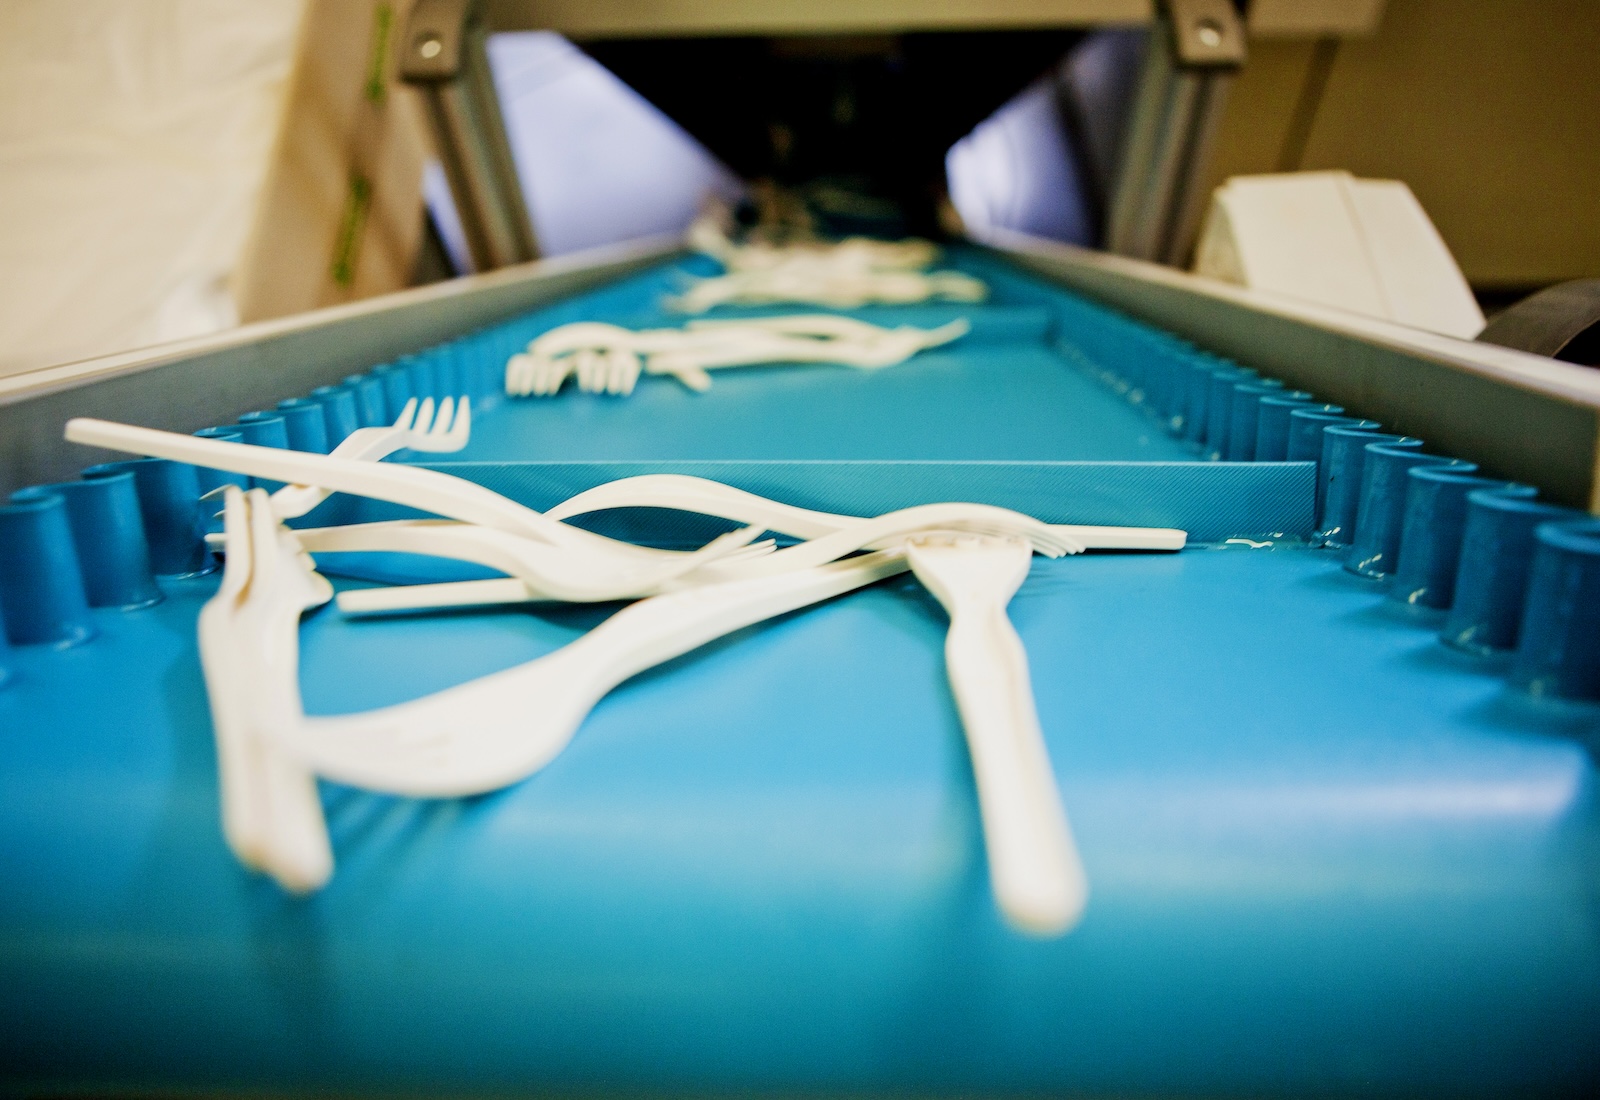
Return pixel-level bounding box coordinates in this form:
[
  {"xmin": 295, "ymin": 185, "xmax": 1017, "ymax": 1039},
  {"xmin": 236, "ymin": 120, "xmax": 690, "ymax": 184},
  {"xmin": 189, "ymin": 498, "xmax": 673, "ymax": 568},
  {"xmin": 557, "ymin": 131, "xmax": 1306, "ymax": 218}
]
[
  {"xmin": 372, "ymin": 362, "xmax": 414, "ymax": 422},
  {"xmin": 451, "ymin": 338, "xmax": 479, "ymax": 402},
  {"xmin": 1179, "ymin": 353, "xmax": 1225, "ymax": 444},
  {"xmin": 1160, "ymin": 353, "xmax": 1195, "ymax": 437},
  {"xmin": 438, "ymin": 340, "xmax": 472, "ymax": 405},
  {"xmin": 343, "ymin": 373, "xmax": 389, "ymax": 427},
  {"xmin": 1285, "ymin": 410, "xmax": 1371, "ymax": 499},
  {"xmin": 1139, "ymin": 341, "xmax": 1183, "ymax": 426},
  {"xmin": 1257, "ymin": 399, "xmax": 1337, "ymax": 463},
  {"xmin": 312, "ymin": 384, "xmax": 362, "ymax": 448},
  {"xmin": 1204, "ymin": 366, "xmax": 1256, "ymax": 459},
  {"xmin": 486, "ymin": 330, "xmax": 518, "ymax": 404},
  {"xmin": 428, "ymin": 345, "xmax": 459, "ymax": 399},
  {"xmin": 1511, "ymin": 519, "xmax": 1600, "ymax": 701},
  {"xmin": 235, "ymin": 412, "xmax": 289, "ymax": 449},
  {"xmin": 1344, "ymin": 447, "xmax": 1470, "ymax": 579},
  {"xmin": 13, "ymin": 474, "xmax": 161, "ymax": 610},
  {"xmin": 1231, "ymin": 388, "xmax": 1307, "ymax": 462},
  {"xmin": 463, "ymin": 336, "xmax": 496, "ymax": 406},
  {"xmin": 401, "ymin": 353, "xmax": 436, "ymax": 402},
  {"xmin": 86, "ymin": 458, "xmax": 213, "ymax": 577},
  {"xmin": 1388, "ymin": 469, "xmax": 1529, "ymax": 610},
  {"xmin": 1317, "ymin": 428, "xmax": 1415, "ymax": 547},
  {"xmin": 191, "ymin": 428, "xmax": 249, "ymax": 496},
  {"xmin": 473, "ymin": 335, "xmax": 506, "ymax": 407},
  {"xmin": 1442, "ymin": 490, "xmax": 1581, "ymax": 655},
  {"xmin": 235, "ymin": 413, "xmax": 289, "ymax": 494},
  {"xmin": 0, "ymin": 602, "xmax": 11, "ymax": 687},
  {"xmin": 277, "ymin": 398, "xmax": 331, "ymax": 454},
  {"xmin": 1224, "ymin": 380, "xmax": 1286, "ymax": 461},
  {"xmin": 1178, "ymin": 355, "xmax": 1214, "ymax": 444},
  {"xmin": 0, "ymin": 492, "xmax": 96, "ymax": 648}
]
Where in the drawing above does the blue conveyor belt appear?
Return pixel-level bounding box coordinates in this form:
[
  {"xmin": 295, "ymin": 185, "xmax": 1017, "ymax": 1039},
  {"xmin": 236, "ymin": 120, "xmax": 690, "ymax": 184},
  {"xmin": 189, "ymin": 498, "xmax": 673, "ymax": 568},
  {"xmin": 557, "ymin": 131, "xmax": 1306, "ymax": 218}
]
[{"xmin": 1, "ymin": 249, "xmax": 1596, "ymax": 1096}]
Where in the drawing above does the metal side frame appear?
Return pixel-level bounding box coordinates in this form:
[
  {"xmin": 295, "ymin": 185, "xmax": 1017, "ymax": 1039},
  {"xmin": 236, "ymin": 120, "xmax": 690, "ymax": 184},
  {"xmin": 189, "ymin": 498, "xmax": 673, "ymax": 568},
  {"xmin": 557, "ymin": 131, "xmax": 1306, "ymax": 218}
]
[
  {"xmin": 0, "ymin": 236, "xmax": 681, "ymax": 498},
  {"xmin": 978, "ymin": 226, "xmax": 1600, "ymax": 511}
]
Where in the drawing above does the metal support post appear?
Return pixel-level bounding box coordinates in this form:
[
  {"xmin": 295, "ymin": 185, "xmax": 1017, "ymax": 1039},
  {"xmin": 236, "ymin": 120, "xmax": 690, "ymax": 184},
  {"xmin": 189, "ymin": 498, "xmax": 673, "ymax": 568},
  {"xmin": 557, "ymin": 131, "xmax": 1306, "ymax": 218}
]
[
  {"xmin": 1105, "ymin": 0, "xmax": 1244, "ymax": 267},
  {"xmin": 400, "ymin": 0, "xmax": 539, "ymax": 271}
]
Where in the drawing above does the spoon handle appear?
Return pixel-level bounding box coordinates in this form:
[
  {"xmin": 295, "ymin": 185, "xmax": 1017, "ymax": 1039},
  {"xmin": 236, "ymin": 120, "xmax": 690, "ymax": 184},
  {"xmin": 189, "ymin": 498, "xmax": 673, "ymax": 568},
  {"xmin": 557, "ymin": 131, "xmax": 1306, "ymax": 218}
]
[{"xmin": 290, "ymin": 551, "xmax": 909, "ymax": 798}]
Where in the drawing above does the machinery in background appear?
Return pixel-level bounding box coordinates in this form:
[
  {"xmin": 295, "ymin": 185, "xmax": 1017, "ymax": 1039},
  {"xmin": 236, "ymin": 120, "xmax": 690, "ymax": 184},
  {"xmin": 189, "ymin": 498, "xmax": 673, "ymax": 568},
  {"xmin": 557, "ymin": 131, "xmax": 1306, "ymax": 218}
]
[{"xmin": 400, "ymin": 0, "xmax": 1274, "ymax": 269}]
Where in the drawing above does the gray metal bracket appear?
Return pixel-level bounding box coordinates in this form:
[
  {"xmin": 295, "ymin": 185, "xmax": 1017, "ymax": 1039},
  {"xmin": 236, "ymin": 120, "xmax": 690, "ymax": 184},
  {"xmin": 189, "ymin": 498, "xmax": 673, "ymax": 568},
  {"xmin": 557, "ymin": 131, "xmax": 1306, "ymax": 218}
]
[
  {"xmin": 1106, "ymin": 0, "xmax": 1244, "ymax": 268},
  {"xmin": 400, "ymin": 0, "xmax": 539, "ymax": 271}
]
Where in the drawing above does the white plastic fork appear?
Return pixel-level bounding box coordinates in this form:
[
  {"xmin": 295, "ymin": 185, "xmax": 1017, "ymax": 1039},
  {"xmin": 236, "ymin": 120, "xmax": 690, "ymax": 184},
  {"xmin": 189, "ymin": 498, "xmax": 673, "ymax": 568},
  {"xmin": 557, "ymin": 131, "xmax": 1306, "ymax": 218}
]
[
  {"xmin": 269, "ymin": 395, "xmax": 470, "ymax": 520},
  {"xmin": 278, "ymin": 550, "xmax": 911, "ymax": 797},
  {"xmin": 509, "ymin": 323, "xmax": 658, "ymax": 397},
  {"xmin": 578, "ymin": 347, "xmax": 642, "ymax": 396},
  {"xmin": 672, "ymin": 266, "xmax": 987, "ymax": 312},
  {"xmin": 64, "ymin": 420, "xmax": 755, "ymax": 577},
  {"xmin": 686, "ymin": 314, "xmax": 970, "ymax": 357},
  {"xmin": 507, "ymin": 318, "xmax": 970, "ymax": 397},
  {"xmin": 293, "ymin": 518, "xmax": 767, "ymax": 603},
  {"xmin": 905, "ymin": 532, "xmax": 1088, "ymax": 937},
  {"xmin": 199, "ymin": 486, "xmax": 270, "ymax": 874},
  {"xmin": 705, "ymin": 502, "xmax": 1083, "ymax": 576},
  {"xmin": 642, "ymin": 322, "xmax": 968, "ymax": 391},
  {"xmin": 325, "ymin": 500, "xmax": 1079, "ymax": 615},
  {"xmin": 199, "ymin": 485, "xmax": 335, "ymax": 893},
  {"xmin": 545, "ymin": 474, "xmax": 1189, "ymax": 552},
  {"xmin": 331, "ymin": 475, "xmax": 1187, "ymax": 616}
]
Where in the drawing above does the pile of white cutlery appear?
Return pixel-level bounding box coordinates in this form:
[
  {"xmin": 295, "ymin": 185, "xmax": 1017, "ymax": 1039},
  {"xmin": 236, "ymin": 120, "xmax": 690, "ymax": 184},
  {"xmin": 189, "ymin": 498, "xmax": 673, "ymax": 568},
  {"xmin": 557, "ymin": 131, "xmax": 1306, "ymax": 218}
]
[
  {"xmin": 505, "ymin": 314, "xmax": 971, "ymax": 397},
  {"xmin": 687, "ymin": 216, "xmax": 941, "ymax": 273},
  {"xmin": 675, "ymin": 217, "xmax": 988, "ymax": 312},
  {"xmin": 65, "ymin": 408, "xmax": 1185, "ymax": 935}
]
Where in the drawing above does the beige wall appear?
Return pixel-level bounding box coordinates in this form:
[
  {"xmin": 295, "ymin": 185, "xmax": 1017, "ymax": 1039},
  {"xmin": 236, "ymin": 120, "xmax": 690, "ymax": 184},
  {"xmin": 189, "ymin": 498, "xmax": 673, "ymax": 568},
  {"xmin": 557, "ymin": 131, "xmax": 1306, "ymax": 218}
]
[{"xmin": 1207, "ymin": 0, "xmax": 1600, "ymax": 289}]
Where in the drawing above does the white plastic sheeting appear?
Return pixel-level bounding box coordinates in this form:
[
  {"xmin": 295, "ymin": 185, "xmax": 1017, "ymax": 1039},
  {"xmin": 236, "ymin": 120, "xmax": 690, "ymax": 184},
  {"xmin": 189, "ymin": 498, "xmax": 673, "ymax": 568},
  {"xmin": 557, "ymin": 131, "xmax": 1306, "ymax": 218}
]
[
  {"xmin": 1194, "ymin": 171, "xmax": 1486, "ymax": 340},
  {"xmin": 0, "ymin": 1, "xmax": 304, "ymax": 378}
]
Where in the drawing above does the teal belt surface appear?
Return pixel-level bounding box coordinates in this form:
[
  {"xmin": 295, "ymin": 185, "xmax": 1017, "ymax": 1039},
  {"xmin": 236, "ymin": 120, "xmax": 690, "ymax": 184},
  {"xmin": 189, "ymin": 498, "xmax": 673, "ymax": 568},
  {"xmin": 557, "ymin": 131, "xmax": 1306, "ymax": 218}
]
[{"xmin": 1, "ymin": 250, "xmax": 1595, "ymax": 1096}]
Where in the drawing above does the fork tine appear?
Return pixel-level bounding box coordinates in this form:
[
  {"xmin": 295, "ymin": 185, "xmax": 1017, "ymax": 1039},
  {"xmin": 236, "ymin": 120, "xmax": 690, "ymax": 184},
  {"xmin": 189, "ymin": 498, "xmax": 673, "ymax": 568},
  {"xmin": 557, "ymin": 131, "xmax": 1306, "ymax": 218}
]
[
  {"xmin": 393, "ymin": 397, "xmax": 419, "ymax": 430},
  {"xmin": 450, "ymin": 396, "xmax": 472, "ymax": 437},
  {"xmin": 431, "ymin": 396, "xmax": 455, "ymax": 434},
  {"xmin": 415, "ymin": 396, "xmax": 435, "ymax": 434}
]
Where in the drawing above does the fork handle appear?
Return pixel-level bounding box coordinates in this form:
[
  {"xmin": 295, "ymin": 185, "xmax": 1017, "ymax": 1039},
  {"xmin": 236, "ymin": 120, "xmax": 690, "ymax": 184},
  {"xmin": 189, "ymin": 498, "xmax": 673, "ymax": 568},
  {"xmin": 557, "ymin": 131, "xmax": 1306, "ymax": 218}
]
[
  {"xmin": 268, "ymin": 426, "xmax": 407, "ymax": 519},
  {"xmin": 943, "ymin": 604, "xmax": 1088, "ymax": 936},
  {"xmin": 570, "ymin": 549, "xmax": 909, "ymax": 687}
]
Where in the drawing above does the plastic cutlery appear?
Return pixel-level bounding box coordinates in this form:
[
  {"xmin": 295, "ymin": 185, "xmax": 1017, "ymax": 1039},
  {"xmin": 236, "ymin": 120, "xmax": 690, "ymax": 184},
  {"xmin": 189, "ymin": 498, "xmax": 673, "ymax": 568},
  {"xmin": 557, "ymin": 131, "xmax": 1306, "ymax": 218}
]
[
  {"xmin": 294, "ymin": 518, "xmax": 767, "ymax": 603},
  {"xmin": 707, "ymin": 502, "xmax": 1084, "ymax": 576},
  {"xmin": 906, "ymin": 532, "xmax": 1088, "ymax": 936},
  {"xmin": 270, "ymin": 395, "xmax": 470, "ymax": 520},
  {"xmin": 279, "ymin": 550, "xmax": 910, "ymax": 797},
  {"xmin": 199, "ymin": 486, "xmax": 334, "ymax": 892},
  {"xmin": 507, "ymin": 317, "xmax": 971, "ymax": 397},
  {"xmin": 321, "ymin": 500, "xmax": 1080, "ymax": 615},
  {"xmin": 546, "ymin": 474, "xmax": 1188, "ymax": 551},
  {"xmin": 64, "ymin": 419, "xmax": 748, "ymax": 572}
]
